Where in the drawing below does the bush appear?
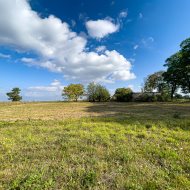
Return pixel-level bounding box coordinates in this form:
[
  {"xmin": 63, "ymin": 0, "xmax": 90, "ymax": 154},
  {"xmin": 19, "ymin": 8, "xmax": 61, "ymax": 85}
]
[
  {"xmin": 96, "ymin": 85, "xmax": 110, "ymax": 102},
  {"xmin": 133, "ymin": 93, "xmax": 153, "ymax": 102},
  {"xmin": 134, "ymin": 93, "xmax": 169, "ymax": 102},
  {"xmin": 114, "ymin": 88, "xmax": 133, "ymax": 102},
  {"xmin": 156, "ymin": 94, "xmax": 170, "ymax": 102},
  {"xmin": 174, "ymin": 93, "xmax": 183, "ymax": 99},
  {"xmin": 87, "ymin": 83, "xmax": 110, "ymax": 102},
  {"xmin": 184, "ymin": 95, "xmax": 190, "ymax": 99}
]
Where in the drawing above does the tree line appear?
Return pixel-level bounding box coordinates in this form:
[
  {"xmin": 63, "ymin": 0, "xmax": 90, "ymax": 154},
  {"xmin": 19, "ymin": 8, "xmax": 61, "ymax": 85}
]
[{"xmin": 6, "ymin": 37, "xmax": 190, "ymax": 102}]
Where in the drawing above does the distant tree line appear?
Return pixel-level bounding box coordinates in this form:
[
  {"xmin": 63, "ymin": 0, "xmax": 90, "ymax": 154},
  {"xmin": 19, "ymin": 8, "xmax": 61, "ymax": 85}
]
[{"xmin": 5, "ymin": 37, "xmax": 190, "ymax": 102}]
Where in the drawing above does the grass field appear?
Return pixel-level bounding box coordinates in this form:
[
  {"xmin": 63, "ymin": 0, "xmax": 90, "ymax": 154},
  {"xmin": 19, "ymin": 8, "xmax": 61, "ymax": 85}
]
[{"xmin": 0, "ymin": 102, "xmax": 190, "ymax": 189}]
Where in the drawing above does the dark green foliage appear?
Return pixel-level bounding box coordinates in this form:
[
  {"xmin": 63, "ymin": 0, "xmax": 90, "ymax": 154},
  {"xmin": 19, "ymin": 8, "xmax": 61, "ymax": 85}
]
[
  {"xmin": 81, "ymin": 171, "xmax": 97, "ymax": 188},
  {"xmin": 155, "ymin": 94, "xmax": 170, "ymax": 102},
  {"xmin": 173, "ymin": 112, "xmax": 181, "ymax": 119},
  {"xmin": 184, "ymin": 95, "xmax": 190, "ymax": 100},
  {"xmin": 134, "ymin": 93, "xmax": 170, "ymax": 102},
  {"xmin": 145, "ymin": 124, "xmax": 152, "ymax": 129},
  {"xmin": 134, "ymin": 93, "xmax": 155, "ymax": 102},
  {"xmin": 95, "ymin": 84, "xmax": 110, "ymax": 102},
  {"xmin": 179, "ymin": 38, "xmax": 190, "ymax": 93},
  {"xmin": 144, "ymin": 71, "xmax": 169, "ymax": 94},
  {"xmin": 174, "ymin": 93, "xmax": 183, "ymax": 99},
  {"xmin": 114, "ymin": 88, "xmax": 133, "ymax": 102},
  {"xmin": 87, "ymin": 82, "xmax": 97, "ymax": 102},
  {"xmin": 164, "ymin": 37, "xmax": 190, "ymax": 97},
  {"xmin": 6, "ymin": 87, "xmax": 22, "ymax": 102},
  {"xmin": 87, "ymin": 83, "xmax": 110, "ymax": 102},
  {"xmin": 163, "ymin": 52, "xmax": 182, "ymax": 99}
]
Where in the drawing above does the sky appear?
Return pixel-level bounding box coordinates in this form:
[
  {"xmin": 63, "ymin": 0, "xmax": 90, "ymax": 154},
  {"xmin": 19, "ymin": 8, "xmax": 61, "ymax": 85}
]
[{"xmin": 0, "ymin": 0, "xmax": 190, "ymax": 101}]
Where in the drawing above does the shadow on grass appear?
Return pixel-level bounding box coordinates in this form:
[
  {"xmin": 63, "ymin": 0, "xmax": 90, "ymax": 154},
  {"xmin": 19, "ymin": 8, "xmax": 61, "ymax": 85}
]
[{"xmin": 84, "ymin": 102, "xmax": 190, "ymax": 130}]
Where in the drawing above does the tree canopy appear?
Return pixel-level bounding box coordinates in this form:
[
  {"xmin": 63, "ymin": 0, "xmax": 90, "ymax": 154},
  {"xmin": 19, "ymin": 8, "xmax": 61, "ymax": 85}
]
[
  {"xmin": 62, "ymin": 84, "xmax": 84, "ymax": 101},
  {"xmin": 6, "ymin": 87, "xmax": 22, "ymax": 102},
  {"xmin": 87, "ymin": 82, "xmax": 97, "ymax": 102},
  {"xmin": 144, "ymin": 71, "xmax": 169, "ymax": 94},
  {"xmin": 95, "ymin": 84, "xmax": 110, "ymax": 102},
  {"xmin": 163, "ymin": 37, "xmax": 190, "ymax": 97},
  {"xmin": 86, "ymin": 82, "xmax": 110, "ymax": 102},
  {"xmin": 114, "ymin": 88, "xmax": 133, "ymax": 102}
]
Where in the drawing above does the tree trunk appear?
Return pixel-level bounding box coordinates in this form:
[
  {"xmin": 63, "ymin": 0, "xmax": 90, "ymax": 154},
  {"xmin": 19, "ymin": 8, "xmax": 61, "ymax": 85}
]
[{"xmin": 171, "ymin": 85, "xmax": 176, "ymax": 100}]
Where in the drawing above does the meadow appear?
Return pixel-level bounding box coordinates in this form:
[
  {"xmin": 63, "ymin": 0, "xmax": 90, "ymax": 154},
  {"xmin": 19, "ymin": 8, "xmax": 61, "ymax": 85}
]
[{"xmin": 0, "ymin": 102, "xmax": 190, "ymax": 189}]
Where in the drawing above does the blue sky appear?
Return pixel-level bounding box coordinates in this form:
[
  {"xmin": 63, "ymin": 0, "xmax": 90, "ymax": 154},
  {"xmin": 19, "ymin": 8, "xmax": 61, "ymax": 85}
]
[{"xmin": 0, "ymin": 0, "xmax": 190, "ymax": 101}]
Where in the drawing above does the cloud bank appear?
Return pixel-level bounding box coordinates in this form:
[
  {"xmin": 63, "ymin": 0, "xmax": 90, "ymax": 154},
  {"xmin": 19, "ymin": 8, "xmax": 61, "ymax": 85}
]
[{"xmin": 0, "ymin": 0, "xmax": 135, "ymax": 83}]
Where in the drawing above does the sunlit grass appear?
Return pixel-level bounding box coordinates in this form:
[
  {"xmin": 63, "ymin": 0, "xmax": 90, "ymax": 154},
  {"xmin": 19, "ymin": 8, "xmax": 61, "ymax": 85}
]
[{"xmin": 0, "ymin": 102, "xmax": 190, "ymax": 189}]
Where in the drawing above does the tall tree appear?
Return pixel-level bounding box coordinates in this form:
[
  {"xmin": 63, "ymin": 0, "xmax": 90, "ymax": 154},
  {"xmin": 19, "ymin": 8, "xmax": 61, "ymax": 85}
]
[
  {"xmin": 6, "ymin": 87, "xmax": 22, "ymax": 102},
  {"xmin": 62, "ymin": 84, "xmax": 84, "ymax": 101},
  {"xmin": 144, "ymin": 71, "xmax": 168, "ymax": 94},
  {"xmin": 87, "ymin": 82, "xmax": 97, "ymax": 102},
  {"xmin": 179, "ymin": 38, "xmax": 190, "ymax": 93},
  {"xmin": 95, "ymin": 84, "xmax": 110, "ymax": 102},
  {"xmin": 163, "ymin": 52, "xmax": 181, "ymax": 99},
  {"xmin": 86, "ymin": 83, "xmax": 110, "ymax": 102},
  {"xmin": 163, "ymin": 37, "xmax": 190, "ymax": 96}
]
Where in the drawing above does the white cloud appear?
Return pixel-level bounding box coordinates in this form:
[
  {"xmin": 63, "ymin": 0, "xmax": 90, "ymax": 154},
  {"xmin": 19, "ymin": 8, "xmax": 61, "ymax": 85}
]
[
  {"xmin": 0, "ymin": 0, "xmax": 135, "ymax": 83},
  {"xmin": 0, "ymin": 53, "xmax": 11, "ymax": 58},
  {"xmin": 96, "ymin": 46, "xmax": 106, "ymax": 52},
  {"xmin": 119, "ymin": 11, "xmax": 128, "ymax": 18},
  {"xmin": 85, "ymin": 19, "xmax": 119, "ymax": 39},
  {"xmin": 24, "ymin": 80, "xmax": 64, "ymax": 100}
]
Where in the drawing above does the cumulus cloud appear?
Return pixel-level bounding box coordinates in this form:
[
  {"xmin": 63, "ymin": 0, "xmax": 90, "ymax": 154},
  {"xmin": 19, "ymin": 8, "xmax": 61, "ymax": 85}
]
[
  {"xmin": 85, "ymin": 19, "xmax": 119, "ymax": 39},
  {"xmin": 0, "ymin": 0, "xmax": 135, "ymax": 83}
]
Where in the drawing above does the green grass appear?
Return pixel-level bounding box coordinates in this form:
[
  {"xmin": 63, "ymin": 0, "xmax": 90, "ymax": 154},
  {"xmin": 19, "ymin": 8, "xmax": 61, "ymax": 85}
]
[{"xmin": 0, "ymin": 102, "xmax": 190, "ymax": 189}]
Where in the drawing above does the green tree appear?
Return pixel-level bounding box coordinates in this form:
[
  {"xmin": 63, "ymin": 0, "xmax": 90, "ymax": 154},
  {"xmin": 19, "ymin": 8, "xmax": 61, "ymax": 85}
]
[
  {"xmin": 87, "ymin": 82, "xmax": 97, "ymax": 102},
  {"xmin": 62, "ymin": 84, "xmax": 84, "ymax": 101},
  {"xmin": 163, "ymin": 52, "xmax": 181, "ymax": 99},
  {"xmin": 6, "ymin": 87, "xmax": 22, "ymax": 102},
  {"xmin": 87, "ymin": 83, "xmax": 110, "ymax": 102},
  {"xmin": 95, "ymin": 85, "xmax": 110, "ymax": 102},
  {"xmin": 163, "ymin": 37, "xmax": 190, "ymax": 96},
  {"xmin": 114, "ymin": 88, "xmax": 133, "ymax": 102},
  {"xmin": 179, "ymin": 37, "xmax": 190, "ymax": 93},
  {"xmin": 144, "ymin": 71, "xmax": 168, "ymax": 93}
]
